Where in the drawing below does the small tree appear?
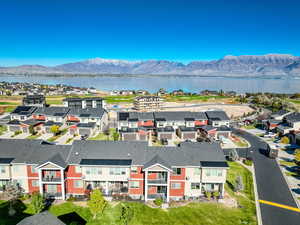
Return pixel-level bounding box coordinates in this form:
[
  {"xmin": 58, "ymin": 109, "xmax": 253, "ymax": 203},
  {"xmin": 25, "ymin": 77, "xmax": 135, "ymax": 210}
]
[
  {"xmin": 87, "ymin": 189, "xmax": 107, "ymax": 220},
  {"xmin": 119, "ymin": 203, "xmax": 134, "ymax": 225},
  {"xmin": 31, "ymin": 192, "xmax": 45, "ymax": 214},
  {"xmin": 5, "ymin": 182, "xmax": 24, "ymax": 216},
  {"xmin": 212, "ymin": 191, "xmax": 220, "ymax": 199},
  {"xmin": 205, "ymin": 191, "xmax": 212, "ymax": 200},
  {"xmin": 50, "ymin": 125, "xmax": 60, "ymax": 136},
  {"xmin": 294, "ymin": 149, "xmax": 300, "ymax": 165},
  {"xmin": 234, "ymin": 175, "xmax": 244, "ymax": 192},
  {"xmin": 113, "ymin": 132, "xmax": 120, "ymax": 141},
  {"xmin": 29, "ymin": 125, "xmax": 36, "ymax": 135},
  {"xmin": 280, "ymin": 136, "xmax": 290, "ymax": 144}
]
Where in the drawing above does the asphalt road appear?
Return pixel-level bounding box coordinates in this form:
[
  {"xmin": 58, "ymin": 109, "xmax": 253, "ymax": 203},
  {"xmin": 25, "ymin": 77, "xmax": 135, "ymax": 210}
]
[{"xmin": 233, "ymin": 128, "xmax": 300, "ymax": 225}]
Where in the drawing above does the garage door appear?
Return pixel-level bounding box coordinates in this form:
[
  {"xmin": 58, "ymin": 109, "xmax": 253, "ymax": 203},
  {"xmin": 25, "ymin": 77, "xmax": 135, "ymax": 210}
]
[
  {"xmin": 79, "ymin": 128, "xmax": 91, "ymax": 136},
  {"xmin": 123, "ymin": 133, "xmax": 137, "ymax": 141}
]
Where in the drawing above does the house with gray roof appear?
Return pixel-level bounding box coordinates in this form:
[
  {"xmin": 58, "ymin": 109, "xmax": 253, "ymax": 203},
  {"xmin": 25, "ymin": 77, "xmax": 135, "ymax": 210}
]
[
  {"xmin": 10, "ymin": 106, "xmax": 37, "ymax": 121},
  {"xmin": 0, "ymin": 139, "xmax": 228, "ymax": 202},
  {"xmin": 205, "ymin": 111, "xmax": 230, "ymax": 127},
  {"xmin": 33, "ymin": 107, "xmax": 70, "ymax": 123}
]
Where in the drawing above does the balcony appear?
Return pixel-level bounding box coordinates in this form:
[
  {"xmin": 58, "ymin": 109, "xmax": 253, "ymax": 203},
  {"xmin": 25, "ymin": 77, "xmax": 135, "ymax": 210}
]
[
  {"xmin": 44, "ymin": 192, "xmax": 62, "ymax": 199},
  {"xmin": 147, "ymin": 193, "xmax": 167, "ymax": 200},
  {"xmin": 42, "ymin": 177, "xmax": 62, "ymax": 182},
  {"xmin": 148, "ymin": 179, "xmax": 167, "ymax": 184}
]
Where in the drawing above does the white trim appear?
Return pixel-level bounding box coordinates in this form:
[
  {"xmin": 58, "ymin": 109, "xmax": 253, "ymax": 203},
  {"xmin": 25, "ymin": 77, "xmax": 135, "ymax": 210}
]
[
  {"xmin": 143, "ymin": 163, "xmax": 172, "ymax": 172},
  {"xmin": 36, "ymin": 161, "xmax": 64, "ymax": 169}
]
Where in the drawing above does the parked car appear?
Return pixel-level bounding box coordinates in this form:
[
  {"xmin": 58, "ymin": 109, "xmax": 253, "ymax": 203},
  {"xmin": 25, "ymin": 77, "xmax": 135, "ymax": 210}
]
[
  {"xmin": 161, "ymin": 139, "xmax": 168, "ymax": 145},
  {"xmin": 267, "ymin": 144, "xmax": 278, "ymax": 159}
]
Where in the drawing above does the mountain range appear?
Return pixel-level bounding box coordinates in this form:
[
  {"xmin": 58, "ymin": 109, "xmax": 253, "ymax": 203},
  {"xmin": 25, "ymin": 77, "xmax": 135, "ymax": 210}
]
[{"xmin": 1, "ymin": 54, "xmax": 300, "ymax": 77}]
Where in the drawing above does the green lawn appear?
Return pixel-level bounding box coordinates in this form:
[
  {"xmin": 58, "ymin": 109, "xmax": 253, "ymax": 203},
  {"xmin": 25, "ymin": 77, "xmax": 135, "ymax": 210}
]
[
  {"xmin": 164, "ymin": 95, "xmax": 231, "ymax": 102},
  {"xmin": 279, "ymin": 160, "xmax": 297, "ymax": 167},
  {"xmin": 0, "ymin": 125, "xmax": 7, "ymax": 135},
  {"xmin": 88, "ymin": 128, "xmax": 117, "ymax": 141},
  {"xmin": 103, "ymin": 95, "xmax": 137, "ymax": 103},
  {"xmin": 0, "ymin": 102, "xmax": 18, "ymax": 105},
  {"xmin": 47, "ymin": 128, "xmax": 68, "ymax": 142},
  {"xmin": 241, "ymin": 125, "xmax": 256, "ymax": 130}
]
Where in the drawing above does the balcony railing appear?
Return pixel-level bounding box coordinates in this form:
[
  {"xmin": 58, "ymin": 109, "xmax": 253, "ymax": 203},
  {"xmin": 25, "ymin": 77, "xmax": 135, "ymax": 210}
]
[
  {"xmin": 147, "ymin": 193, "xmax": 167, "ymax": 200},
  {"xmin": 147, "ymin": 179, "xmax": 167, "ymax": 184},
  {"xmin": 42, "ymin": 177, "xmax": 62, "ymax": 182},
  {"xmin": 44, "ymin": 192, "xmax": 62, "ymax": 198}
]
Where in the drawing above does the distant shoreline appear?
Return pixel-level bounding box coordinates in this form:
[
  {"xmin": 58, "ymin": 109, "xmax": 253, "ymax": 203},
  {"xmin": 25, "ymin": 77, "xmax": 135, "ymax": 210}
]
[{"xmin": 0, "ymin": 72, "xmax": 293, "ymax": 80}]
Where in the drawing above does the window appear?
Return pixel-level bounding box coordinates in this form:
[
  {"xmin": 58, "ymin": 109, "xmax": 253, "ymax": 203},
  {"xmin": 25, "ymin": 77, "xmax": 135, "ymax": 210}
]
[
  {"xmin": 194, "ymin": 168, "xmax": 201, "ymax": 176},
  {"xmin": 85, "ymin": 167, "xmax": 102, "ymax": 175},
  {"xmin": 75, "ymin": 166, "xmax": 81, "ymax": 174},
  {"xmin": 32, "ymin": 180, "xmax": 39, "ymax": 187},
  {"xmin": 0, "ymin": 166, "xmax": 5, "ymax": 174},
  {"xmin": 131, "ymin": 166, "xmax": 138, "ymax": 174},
  {"xmin": 205, "ymin": 183, "xmax": 214, "ymax": 191},
  {"xmin": 205, "ymin": 169, "xmax": 222, "ymax": 177},
  {"xmin": 129, "ymin": 181, "xmax": 140, "ymax": 188},
  {"xmin": 172, "ymin": 168, "xmax": 181, "ymax": 175},
  {"xmin": 31, "ymin": 166, "xmax": 37, "ymax": 173},
  {"xmin": 109, "ymin": 168, "xmax": 126, "ymax": 175},
  {"xmin": 191, "ymin": 183, "xmax": 201, "ymax": 190},
  {"xmin": 74, "ymin": 180, "xmax": 83, "ymax": 188},
  {"xmin": 171, "ymin": 182, "xmax": 181, "ymax": 189}
]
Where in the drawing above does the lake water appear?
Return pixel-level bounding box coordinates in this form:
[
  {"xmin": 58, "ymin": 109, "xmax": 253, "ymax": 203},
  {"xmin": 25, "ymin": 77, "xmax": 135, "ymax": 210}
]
[{"xmin": 1, "ymin": 74, "xmax": 300, "ymax": 94}]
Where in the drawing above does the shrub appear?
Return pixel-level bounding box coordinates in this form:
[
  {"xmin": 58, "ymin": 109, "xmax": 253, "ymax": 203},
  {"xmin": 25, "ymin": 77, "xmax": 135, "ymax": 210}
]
[
  {"xmin": 31, "ymin": 192, "xmax": 45, "ymax": 214},
  {"xmin": 243, "ymin": 159, "xmax": 253, "ymax": 166},
  {"xmin": 212, "ymin": 191, "xmax": 220, "ymax": 199},
  {"xmin": 67, "ymin": 195, "xmax": 76, "ymax": 202},
  {"xmin": 294, "ymin": 149, "xmax": 300, "ymax": 165},
  {"xmin": 153, "ymin": 198, "xmax": 163, "ymax": 207},
  {"xmin": 205, "ymin": 191, "xmax": 212, "ymax": 200},
  {"xmin": 234, "ymin": 175, "xmax": 244, "ymax": 192},
  {"xmin": 14, "ymin": 130, "xmax": 22, "ymax": 135},
  {"xmin": 281, "ymin": 136, "xmax": 290, "ymax": 144}
]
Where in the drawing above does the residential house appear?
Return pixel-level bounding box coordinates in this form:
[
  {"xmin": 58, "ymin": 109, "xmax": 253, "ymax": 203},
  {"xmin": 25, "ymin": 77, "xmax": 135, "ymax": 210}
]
[
  {"xmin": 205, "ymin": 111, "xmax": 230, "ymax": 127},
  {"xmin": 32, "ymin": 107, "xmax": 70, "ymax": 123},
  {"xmin": 270, "ymin": 109, "xmax": 292, "ymax": 120},
  {"xmin": 277, "ymin": 112, "xmax": 300, "ymax": 135},
  {"xmin": 67, "ymin": 108, "xmax": 108, "ymax": 132},
  {"xmin": 177, "ymin": 126, "xmax": 198, "ymax": 141},
  {"xmin": 10, "ymin": 106, "xmax": 36, "ymax": 121},
  {"xmin": 0, "ymin": 139, "xmax": 228, "ymax": 202}
]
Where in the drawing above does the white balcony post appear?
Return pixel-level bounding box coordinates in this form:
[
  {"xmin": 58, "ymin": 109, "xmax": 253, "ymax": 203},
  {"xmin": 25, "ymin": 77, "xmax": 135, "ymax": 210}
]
[
  {"xmin": 60, "ymin": 169, "xmax": 65, "ymax": 200},
  {"xmin": 145, "ymin": 170, "xmax": 148, "ymax": 202},
  {"xmin": 221, "ymin": 183, "xmax": 225, "ymax": 198},
  {"xmin": 166, "ymin": 171, "xmax": 170, "ymax": 203},
  {"xmin": 38, "ymin": 169, "xmax": 43, "ymax": 196},
  {"xmin": 105, "ymin": 181, "xmax": 109, "ymax": 195}
]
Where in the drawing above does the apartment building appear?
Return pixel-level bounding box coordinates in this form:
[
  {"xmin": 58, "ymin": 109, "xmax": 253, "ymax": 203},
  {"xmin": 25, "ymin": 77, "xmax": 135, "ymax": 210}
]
[
  {"xmin": 22, "ymin": 95, "xmax": 46, "ymax": 107},
  {"xmin": 133, "ymin": 96, "xmax": 164, "ymax": 111},
  {"xmin": 0, "ymin": 139, "xmax": 228, "ymax": 202},
  {"xmin": 63, "ymin": 97, "xmax": 106, "ymax": 109}
]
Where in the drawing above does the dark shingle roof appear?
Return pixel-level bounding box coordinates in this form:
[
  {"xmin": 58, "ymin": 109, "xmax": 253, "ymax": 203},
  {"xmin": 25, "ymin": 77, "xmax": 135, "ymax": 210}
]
[
  {"xmin": 144, "ymin": 154, "xmax": 172, "ymax": 170},
  {"xmin": 178, "ymin": 126, "xmax": 197, "ymax": 132},
  {"xmin": 34, "ymin": 107, "xmax": 70, "ymax": 117},
  {"xmin": 205, "ymin": 111, "xmax": 230, "ymax": 121},
  {"xmin": 68, "ymin": 108, "xmax": 106, "ymax": 118},
  {"xmin": 11, "ymin": 106, "xmax": 36, "ymax": 115},
  {"xmin": 0, "ymin": 158, "xmax": 14, "ymax": 164},
  {"xmin": 271, "ymin": 109, "xmax": 290, "ymax": 116},
  {"xmin": 154, "ymin": 111, "xmax": 207, "ymax": 121},
  {"xmin": 284, "ymin": 112, "xmax": 300, "ymax": 122},
  {"xmin": 118, "ymin": 112, "xmax": 154, "ymax": 121},
  {"xmin": 77, "ymin": 122, "xmax": 96, "ymax": 128},
  {"xmin": 38, "ymin": 153, "xmax": 67, "ymax": 168},
  {"xmin": 17, "ymin": 211, "xmax": 65, "ymax": 225},
  {"xmin": 156, "ymin": 126, "xmax": 175, "ymax": 133}
]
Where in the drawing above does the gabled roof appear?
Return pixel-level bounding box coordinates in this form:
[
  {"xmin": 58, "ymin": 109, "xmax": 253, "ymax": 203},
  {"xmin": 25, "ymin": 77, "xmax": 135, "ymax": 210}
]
[
  {"xmin": 37, "ymin": 153, "xmax": 67, "ymax": 169},
  {"xmin": 271, "ymin": 109, "xmax": 290, "ymax": 116},
  {"xmin": 118, "ymin": 112, "xmax": 154, "ymax": 121},
  {"xmin": 143, "ymin": 154, "xmax": 172, "ymax": 171},
  {"xmin": 156, "ymin": 126, "xmax": 175, "ymax": 132},
  {"xmin": 77, "ymin": 122, "xmax": 96, "ymax": 128},
  {"xmin": 17, "ymin": 211, "xmax": 66, "ymax": 225},
  {"xmin": 205, "ymin": 111, "xmax": 230, "ymax": 121},
  {"xmin": 154, "ymin": 111, "xmax": 207, "ymax": 121}
]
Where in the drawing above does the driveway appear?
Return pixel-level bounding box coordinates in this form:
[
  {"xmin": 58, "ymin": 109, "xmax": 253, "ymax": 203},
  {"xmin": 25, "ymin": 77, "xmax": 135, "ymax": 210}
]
[
  {"xmin": 37, "ymin": 133, "xmax": 53, "ymax": 140},
  {"xmin": 0, "ymin": 131, "xmax": 13, "ymax": 139},
  {"xmin": 233, "ymin": 128, "xmax": 300, "ymax": 225},
  {"xmin": 55, "ymin": 133, "xmax": 73, "ymax": 145},
  {"xmin": 13, "ymin": 132, "xmax": 30, "ymax": 139}
]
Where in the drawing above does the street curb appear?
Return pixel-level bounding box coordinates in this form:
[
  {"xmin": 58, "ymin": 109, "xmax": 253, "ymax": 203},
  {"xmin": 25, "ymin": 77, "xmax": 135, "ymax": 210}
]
[
  {"xmin": 252, "ymin": 164, "xmax": 263, "ymax": 225},
  {"xmin": 276, "ymin": 158, "xmax": 300, "ymax": 209}
]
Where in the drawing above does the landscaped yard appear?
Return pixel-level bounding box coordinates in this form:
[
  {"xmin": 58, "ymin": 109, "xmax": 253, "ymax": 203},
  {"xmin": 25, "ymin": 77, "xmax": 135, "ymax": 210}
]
[
  {"xmin": 88, "ymin": 128, "xmax": 118, "ymax": 141},
  {"xmin": 47, "ymin": 128, "xmax": 68, "ymax": 142}
]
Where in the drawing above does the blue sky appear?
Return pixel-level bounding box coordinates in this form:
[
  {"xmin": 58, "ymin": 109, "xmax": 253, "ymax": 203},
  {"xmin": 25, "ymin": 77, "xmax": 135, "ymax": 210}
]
[{"xmin": 0, "ymin": 0, "xmax": 300, "ymax": 66}]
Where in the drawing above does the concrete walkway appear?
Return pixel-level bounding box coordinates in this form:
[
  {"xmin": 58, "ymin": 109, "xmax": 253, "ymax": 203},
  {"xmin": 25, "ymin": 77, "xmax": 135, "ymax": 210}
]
[
  {"xmin": 0, "ymin": 131, "xmax": 13, "ymax": 139},
  {"xmin": 37, "ymin": 133, "xmax": 53, "ymax": 140}
]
